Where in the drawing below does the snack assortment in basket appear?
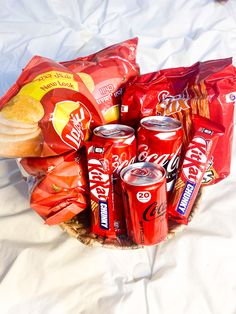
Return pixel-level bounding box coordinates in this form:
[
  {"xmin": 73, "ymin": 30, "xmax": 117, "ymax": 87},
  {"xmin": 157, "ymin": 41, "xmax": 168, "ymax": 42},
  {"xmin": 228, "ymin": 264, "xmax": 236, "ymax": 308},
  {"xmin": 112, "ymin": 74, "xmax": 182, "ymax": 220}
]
[{"xmin": 1, "ymin": 38, "xmax": 235, "ymax": 248}]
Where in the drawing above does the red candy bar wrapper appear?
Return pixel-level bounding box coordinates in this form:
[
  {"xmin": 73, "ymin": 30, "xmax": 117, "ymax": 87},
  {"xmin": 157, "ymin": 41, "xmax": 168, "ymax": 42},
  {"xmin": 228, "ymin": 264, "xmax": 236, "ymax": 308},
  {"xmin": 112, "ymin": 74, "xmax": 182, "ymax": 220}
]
[
  {"xmin": 168, "ymin": 116, "xmax": 225, "ymax": 224},
  {"xmin": 19, "ymin": 149, "xmax": 90, "ymax": 225},
  {"xmin": 86, "ymin": 141, "xmax": 115, "ymax": 238}
]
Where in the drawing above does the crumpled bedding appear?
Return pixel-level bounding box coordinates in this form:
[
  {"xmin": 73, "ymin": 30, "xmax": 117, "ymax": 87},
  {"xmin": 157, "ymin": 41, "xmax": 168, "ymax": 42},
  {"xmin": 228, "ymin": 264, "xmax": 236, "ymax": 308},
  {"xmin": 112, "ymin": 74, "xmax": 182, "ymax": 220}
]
[{"xmin": 0, "ymin": 1, "xmax": 236, "ymax": 313}]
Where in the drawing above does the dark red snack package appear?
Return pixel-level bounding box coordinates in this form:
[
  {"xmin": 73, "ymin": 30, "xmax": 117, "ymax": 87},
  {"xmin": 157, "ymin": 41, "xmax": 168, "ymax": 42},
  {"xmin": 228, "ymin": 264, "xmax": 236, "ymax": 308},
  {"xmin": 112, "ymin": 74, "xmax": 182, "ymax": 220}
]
[
  {"xmin": 19, "ymin": 149, "xmax": 89, "ymax": 225},
  {"xmin": 121, "ymin": 58, "xmax": 236, "ymax": 185},
  {"xmin": 86, "ymin": 141, "xmax": 115, "ymax": 238},
  {"xmin": 168, "ymin": 116, "xmax": 225, "ymax": 224},
  {"xmin": 61, "ymin": 38, "xmax": 140, "ymax": 124}
]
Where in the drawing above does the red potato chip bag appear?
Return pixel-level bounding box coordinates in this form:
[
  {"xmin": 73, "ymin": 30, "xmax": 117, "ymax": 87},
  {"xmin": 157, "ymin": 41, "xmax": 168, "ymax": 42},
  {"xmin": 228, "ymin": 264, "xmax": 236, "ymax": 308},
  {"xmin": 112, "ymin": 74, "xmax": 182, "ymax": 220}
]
[
  {"xmin": 61, "ymin": 38, "xmax": 140, "ymax": 124},
  {"xmin": 0, "ymin": 56, "xmax": 105, "ymax": 158},
  {"xmin": 19, "ymin": 149, "xmax": 89, "ymax": 225},
  {"xmin": 121, "ymin": 58, "xmax": 236, "ymax": 185}
]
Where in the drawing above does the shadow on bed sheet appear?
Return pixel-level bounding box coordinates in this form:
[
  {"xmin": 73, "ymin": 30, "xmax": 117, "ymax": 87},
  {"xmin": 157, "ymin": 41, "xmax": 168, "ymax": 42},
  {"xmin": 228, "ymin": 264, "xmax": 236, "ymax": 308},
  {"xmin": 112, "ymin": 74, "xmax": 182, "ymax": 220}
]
[{"xmin": 0, "ymin": 158, "xmax": 27, "ymax": 196}]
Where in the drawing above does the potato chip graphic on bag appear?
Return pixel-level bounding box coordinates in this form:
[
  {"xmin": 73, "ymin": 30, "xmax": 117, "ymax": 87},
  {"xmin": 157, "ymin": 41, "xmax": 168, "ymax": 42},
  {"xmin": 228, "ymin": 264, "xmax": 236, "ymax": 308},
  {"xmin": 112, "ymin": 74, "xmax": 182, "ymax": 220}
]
[
  {"xmin": 0, "ymin": 56, "xmax": 105, "ymax": 158},
  {"xmin": 0, "ymin": 94, "xmax": 44, "ymax": 157}
]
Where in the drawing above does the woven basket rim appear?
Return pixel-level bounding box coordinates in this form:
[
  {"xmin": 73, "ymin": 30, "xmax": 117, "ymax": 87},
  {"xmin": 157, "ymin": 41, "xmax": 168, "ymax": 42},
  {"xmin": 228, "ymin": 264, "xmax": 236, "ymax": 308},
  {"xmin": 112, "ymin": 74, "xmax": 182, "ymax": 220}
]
[{"xmin": 60, "ymin": 189, "xmax": 203, "ymax": 249}]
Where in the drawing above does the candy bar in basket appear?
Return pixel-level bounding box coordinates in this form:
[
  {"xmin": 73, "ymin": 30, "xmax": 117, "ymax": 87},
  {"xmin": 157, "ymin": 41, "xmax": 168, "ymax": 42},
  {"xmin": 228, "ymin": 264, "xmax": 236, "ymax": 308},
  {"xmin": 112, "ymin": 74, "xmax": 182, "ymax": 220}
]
[{"xmin": 168, "ymin": 116, "xmax": 225, "ymax": 224}]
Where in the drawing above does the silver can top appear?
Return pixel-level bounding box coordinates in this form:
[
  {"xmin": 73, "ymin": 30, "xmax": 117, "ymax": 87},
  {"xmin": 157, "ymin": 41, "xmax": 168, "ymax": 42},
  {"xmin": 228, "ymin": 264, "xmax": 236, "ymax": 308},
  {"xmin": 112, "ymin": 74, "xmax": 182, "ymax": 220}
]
[
  {"xmin": 140, "ymin": 116, "xmax": 182, "ymax": 132},
  {"xmin": 93, "ymin": 124, "xmax": 134, "ymax": 139},
  {"xmin": 120, "ymin": 162, "xmax": 165, "ymax": 186}
]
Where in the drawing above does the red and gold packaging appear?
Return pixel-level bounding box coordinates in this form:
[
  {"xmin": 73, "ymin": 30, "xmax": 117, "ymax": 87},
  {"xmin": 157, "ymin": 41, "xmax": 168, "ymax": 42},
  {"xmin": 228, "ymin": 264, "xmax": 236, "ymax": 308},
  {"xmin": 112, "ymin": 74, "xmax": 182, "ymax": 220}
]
[
  {"xmin": 0, "ymin": 56, "xmax": 105, "ymax": 158},
  {"xmin": 168, "ymin": 116, "xmax": 225, "ymax": 224},
  {"xmin": 121, "ymin": 58, "xmax": 236, "ymax": 185},
  {"xmin": 120, "ymin": 162, "xmax": 168, "ymax": 246},
  {"xmin": 62, "ymin": 38, "xmax": 140, "ymax": 124},
  {"xmin": 137, "ymin": 116, "xmax": 183, "ymax": 197},
  {"xmin": 19, "ymin": 149, "xmax": 89, "ymax": 225},
  {"xmin": 86, "ymin": 124, "xmax": 136, "ymax": 238}
]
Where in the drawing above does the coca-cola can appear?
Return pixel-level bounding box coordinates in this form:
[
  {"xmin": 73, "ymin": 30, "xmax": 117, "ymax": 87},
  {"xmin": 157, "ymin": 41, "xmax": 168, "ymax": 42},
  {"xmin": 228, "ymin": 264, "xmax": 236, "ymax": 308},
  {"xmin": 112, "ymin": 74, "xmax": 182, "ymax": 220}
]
[
  {"xmin": 120, "ymin": 162, "xmax": 168, "ymax": 246},
  {"xmin": 137, "ymin": 116, "xmax": 183, "ymax": 197},
  {"xmin": 87, "ymin": 124, "xmax": 136, "ymax": 238}
]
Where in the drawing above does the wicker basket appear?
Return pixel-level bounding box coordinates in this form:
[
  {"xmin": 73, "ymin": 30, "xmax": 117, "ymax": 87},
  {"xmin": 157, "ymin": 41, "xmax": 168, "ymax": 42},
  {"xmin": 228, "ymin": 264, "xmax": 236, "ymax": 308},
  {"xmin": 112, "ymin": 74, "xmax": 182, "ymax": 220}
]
[{"xmin": 60, "ymin": 189, "xmax": 203, "ymax": 249}]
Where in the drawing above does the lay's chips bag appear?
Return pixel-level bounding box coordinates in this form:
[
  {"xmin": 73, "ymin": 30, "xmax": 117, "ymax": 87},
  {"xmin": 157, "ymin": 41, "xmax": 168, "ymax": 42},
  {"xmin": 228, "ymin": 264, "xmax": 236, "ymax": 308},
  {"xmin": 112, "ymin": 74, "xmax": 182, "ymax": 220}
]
[{"xmin": 0, "ymin": 56, "xmax": 105, "ymax": 158}]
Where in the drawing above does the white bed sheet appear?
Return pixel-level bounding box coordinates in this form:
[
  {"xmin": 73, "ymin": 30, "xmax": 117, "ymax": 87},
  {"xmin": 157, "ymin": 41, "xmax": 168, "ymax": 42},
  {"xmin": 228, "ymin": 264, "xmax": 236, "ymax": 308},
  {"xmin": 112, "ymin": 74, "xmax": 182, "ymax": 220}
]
[{"xmin": 0, "ymin": 1, "xmax": 236, "ymax": 313}]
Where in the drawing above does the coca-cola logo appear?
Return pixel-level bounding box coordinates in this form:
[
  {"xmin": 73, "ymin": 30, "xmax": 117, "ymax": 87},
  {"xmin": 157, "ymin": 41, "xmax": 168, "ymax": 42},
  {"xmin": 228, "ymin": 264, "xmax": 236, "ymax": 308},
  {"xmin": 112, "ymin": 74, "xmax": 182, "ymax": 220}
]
[
  {"xmin": 143, "ymin": 201, "xmax": 166, "ymax": 221},
  {"xmin": 112, "ymin": 153, "xmax": 136, "ymax": 175},
  {"xmin": 88, "ymin": 159, "xmax": 110, "ymax": 201},
  {"xmin": 137, "ymin": 144, "xmax": 181, "ymax": 185},
  {"xmin": 183, "ymin": 137, "xmax": 207, "ymax": 183}
]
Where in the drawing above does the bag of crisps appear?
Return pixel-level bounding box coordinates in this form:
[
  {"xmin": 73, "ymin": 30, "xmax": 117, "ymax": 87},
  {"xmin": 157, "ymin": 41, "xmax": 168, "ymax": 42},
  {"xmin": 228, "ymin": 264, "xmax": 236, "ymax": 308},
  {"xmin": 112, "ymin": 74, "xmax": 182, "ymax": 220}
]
[
  {"xmin": 61, "ymin": 38, "xmax": 140, "ymax": 123},
  {"xmin": 19, "ymin": 148, "xmax": 89, "ymax": 225},
  {"xmin": 121, "ymin": 58, "xmax": 236, "ymax": 185},
  {"xmin": 0, "ymin": 56, "xmax": 105, "ymax": 158}
]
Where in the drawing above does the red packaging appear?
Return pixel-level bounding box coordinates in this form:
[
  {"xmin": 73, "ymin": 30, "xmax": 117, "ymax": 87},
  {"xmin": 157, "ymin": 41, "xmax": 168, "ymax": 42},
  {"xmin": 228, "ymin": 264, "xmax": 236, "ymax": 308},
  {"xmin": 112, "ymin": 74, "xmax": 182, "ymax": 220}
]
[
  {"xmin": 62, "ymin": 38, "xmax": 140, "ymax": 123},
  {"xmin": 121, "ymin": 58, "xmax": 236, "ymax": 185},
  {"xmin": 0, "ymin": 56, "xmax": 105, "ymax": 158},
  {"xmin": 168, "ymin": 116, "xmax": 225, "ymax": 224},
  {"xmin": 87, "ymin": 124, "xmax": 136, "ymax": 238},
  {"xmin": 120, "ymin": 162, "xmax": 168, "ymax": 246},
  {"xmin": 137, "ymin": 116, "xmax": 183, "ymax": 196},
  {"xmin": 20, "ymin": 154, "xmax": 65, "ymax": 178},
  {"xmin": 19, "ymin": 149, "xmax": 89, "ymax": 225}
]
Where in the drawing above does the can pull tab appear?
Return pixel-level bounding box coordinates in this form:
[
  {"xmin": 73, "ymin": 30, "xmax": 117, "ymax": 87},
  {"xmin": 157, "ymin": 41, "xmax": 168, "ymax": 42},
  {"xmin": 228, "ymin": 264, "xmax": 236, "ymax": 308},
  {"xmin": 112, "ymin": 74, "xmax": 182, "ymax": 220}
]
[
  {"xmin": 148, "ymin": 120, "xmax": 168, "ymax": 127},
  {"xmin": 130, "ymin": 168, "xmax": 150, "ymax": 177},
  {"xmin": 101, "ymin": 129, "xmax": 121, "ymax": 137}
]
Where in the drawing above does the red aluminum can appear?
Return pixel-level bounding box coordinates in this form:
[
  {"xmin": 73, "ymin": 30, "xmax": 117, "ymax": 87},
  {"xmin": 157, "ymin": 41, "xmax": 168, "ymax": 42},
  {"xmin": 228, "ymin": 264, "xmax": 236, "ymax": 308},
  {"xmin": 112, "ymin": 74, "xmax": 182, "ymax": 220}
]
[
  {"xmin": 87, "ymin": 124, "xmax": 136, "ymax": 238},
  {"xmin": 137, "ymin": 116, "xmax": 183, "ymax": 197},
  {"xmin": 120, "ymin": 162, "xmax": 168, "ymax": 246}
]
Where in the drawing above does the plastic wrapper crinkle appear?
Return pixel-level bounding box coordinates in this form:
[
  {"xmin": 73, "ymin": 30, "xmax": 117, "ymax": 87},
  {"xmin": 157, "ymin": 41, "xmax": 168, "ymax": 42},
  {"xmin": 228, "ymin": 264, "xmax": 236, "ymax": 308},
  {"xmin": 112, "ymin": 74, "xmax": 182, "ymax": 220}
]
[
  {"xmin": 19, "ymin": 149, "xmax": 89, "ymax": 225},
  {"xmin": 62, "ymin": 38, "xmax": 140, "ymax": 124},
  {"xmin": 121, "ymin": 58, "xmax": 236, "ymax": 185}
]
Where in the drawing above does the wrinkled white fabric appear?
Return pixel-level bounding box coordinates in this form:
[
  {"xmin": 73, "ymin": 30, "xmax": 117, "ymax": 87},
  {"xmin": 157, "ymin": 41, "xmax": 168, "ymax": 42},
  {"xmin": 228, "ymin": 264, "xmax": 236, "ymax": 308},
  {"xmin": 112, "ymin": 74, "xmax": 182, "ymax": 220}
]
[{"xmin": 0, "ymin": 1, "xmax": 236, "ymax": 313}]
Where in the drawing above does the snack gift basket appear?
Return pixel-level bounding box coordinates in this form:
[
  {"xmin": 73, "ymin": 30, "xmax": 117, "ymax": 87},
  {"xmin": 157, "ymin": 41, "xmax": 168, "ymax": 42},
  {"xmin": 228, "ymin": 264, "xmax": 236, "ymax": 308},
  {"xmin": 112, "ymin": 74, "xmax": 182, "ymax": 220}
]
[{"xmin": 0, "ymin": 38, "xmax": 235, "ymax": 250}]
